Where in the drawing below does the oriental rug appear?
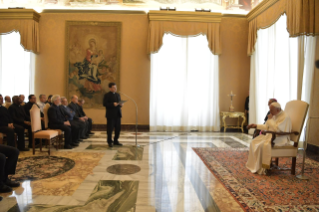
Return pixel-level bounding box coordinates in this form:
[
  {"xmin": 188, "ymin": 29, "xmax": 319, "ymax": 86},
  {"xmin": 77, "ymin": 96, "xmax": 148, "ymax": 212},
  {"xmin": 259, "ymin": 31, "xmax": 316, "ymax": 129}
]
[
  {"xmin": 12, "ymin": 156, "xmax": 75, "ymax": 181},
  {"xmin": 193, "ymin": 148, "xmax": 319, "ymax": 212}
]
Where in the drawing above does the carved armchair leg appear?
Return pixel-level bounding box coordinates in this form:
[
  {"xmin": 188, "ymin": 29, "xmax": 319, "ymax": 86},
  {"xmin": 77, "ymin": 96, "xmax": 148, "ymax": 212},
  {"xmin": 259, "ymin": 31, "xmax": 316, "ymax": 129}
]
[
  {"xmin": 291, "ymin": 157, "xmax": 296, "ymax": 175},
  {"xmin": 275, "ymin": 158, "xmax": 279, "ymax": 166}
]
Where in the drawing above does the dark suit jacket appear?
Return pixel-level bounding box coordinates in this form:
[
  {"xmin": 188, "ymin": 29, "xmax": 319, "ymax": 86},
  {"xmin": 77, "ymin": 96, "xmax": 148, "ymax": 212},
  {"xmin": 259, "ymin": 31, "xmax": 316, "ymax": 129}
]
[
  {"xmin": 24, "ymin": 102, "xmax": 44, "ymax": 118},
  {"xmin": 68, "ymin": 102, "xmax": 82, "ymax": 120},
  {"xmin": 60, "ymin": 105, "xmax": 75, "ymax": 121},
  {"xmin": 245, "ymin": 96, "xmax": 249, "ymax": 111},
  {"xmin": 48, "ymin": 104, "xmax": 67, "ymax": 127},
  {"xmin": 0, "ymin": 105, "xmax": 13, "ymax": 127},
  {"xmin": 103, "ymin": 92, "xmax": 122, "ymax": 118},
  {"xmin": 8, "ymin": 103, "xmax": 30, "ymax": 125},
  {"xmin": 77, "ymin": 104, "xmax": 86, "ymax": 117}
]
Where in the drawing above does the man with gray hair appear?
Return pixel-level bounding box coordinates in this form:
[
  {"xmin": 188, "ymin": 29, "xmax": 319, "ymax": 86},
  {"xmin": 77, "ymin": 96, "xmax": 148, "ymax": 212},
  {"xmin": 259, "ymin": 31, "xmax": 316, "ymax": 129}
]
[
  {"xmin": 60, "ymin": 97, "xmax": 85, "ymax": 143},
  {"xmin": 47, "ymin": 95, "xmax": 78, "ymax": 149},
  {"xmin": 246, "ymin": 102, "xmax": 292, "ymax": 175}
]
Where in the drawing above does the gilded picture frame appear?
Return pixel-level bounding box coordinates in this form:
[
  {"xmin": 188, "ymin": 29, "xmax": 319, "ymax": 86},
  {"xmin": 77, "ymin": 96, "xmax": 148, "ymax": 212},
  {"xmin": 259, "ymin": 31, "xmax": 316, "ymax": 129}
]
[{"xmin": 65, "ymin": 21, "xmax": 121, "ymax": 109}]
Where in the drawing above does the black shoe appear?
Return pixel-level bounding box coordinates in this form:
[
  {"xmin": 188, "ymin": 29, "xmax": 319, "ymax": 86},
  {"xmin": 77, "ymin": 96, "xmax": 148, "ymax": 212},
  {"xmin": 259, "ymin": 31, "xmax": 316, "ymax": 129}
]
[
  {"xmin": 18, "ymin": 147, "xmax": 30, "ymax": 151},
  {"xmin": 78, "ymin": 139, "xmax": 83, "ymax": 142},
  {"xmin": 0, "ymin": 184, "xmax": 12, "ymax": 193},
  {"xmin": 64, "ymin": 145, "xmax": 73, "ymax": 149},
  {"xmin": 113, "ymin": 142, "xmax": 123, "ymax": 146},
  {"xmin": 0, "ymin": 196, "xmax": 2, "ymax": 201},
  {"xmin": 108, "ymin": 143, "xmax": 113, "ymax": 147},
  {"xmin": 5, "ymin": 179, "xmax": 20, "ymax": 188},
  {"xmin": 71, "ymin": 143, "xmax": 79, "ymax": 147},
  {"xmin": 80, "ymin": 136, "xmax": 88, "ymax": 139},
  {"xmin": 88, "ymin": 132, "xmax": 94, "ymax": 135}
]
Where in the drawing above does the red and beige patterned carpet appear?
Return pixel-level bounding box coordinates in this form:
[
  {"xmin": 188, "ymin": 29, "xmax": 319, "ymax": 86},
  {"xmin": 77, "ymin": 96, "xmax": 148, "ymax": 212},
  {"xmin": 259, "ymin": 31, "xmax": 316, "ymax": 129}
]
[{"xmin": 193, "ymin": 148, "xmax": 319, "ymax": 212}]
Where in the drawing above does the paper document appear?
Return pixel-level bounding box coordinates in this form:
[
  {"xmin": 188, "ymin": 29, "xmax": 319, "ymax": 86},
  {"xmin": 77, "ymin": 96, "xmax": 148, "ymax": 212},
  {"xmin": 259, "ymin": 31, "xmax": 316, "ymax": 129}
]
[{"xmin": 118, "ymin": 100, "xmax": 127, "ymax": 104}]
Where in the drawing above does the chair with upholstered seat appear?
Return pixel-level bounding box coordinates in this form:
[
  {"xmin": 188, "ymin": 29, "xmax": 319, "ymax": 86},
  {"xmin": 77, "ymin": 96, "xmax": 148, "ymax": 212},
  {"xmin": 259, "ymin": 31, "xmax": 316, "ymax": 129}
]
[
  {"xmin": 43, "ymin": 103, "xmax": 63, "ymax": 149},
  {"xmin": 30, "ymin": 104, "xmax": 59, "ymax": 155},
  {"xmin": 262, "ymin": 100, "xmax": 309, "ymax": 175}
]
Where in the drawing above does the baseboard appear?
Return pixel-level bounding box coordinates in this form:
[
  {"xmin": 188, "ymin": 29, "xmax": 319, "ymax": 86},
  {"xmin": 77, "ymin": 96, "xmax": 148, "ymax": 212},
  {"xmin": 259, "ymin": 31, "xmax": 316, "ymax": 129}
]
[
  {"xmin": 92, "ymin": 124, "xmax": 149, "ymax": 132},
  {"xmin": 307, "ymin": 143, "xmax": 319, "ymax": 154}
]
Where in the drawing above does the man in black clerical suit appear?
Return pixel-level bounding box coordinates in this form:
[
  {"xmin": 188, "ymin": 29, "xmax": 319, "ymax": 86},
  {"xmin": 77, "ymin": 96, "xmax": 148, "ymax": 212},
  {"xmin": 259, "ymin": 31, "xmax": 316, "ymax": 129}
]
[
  {"xmin": 0, "ymin": 95, "xmax": 28, "ymax": 151},
  {"xmin": 8, "ymin": 96, "xmax": 33, "ymax": 149},
  {"xmin": 0, "ymin": 144, "xmax": 21, "ymax": 193},
  {"xmin": 103, "ymin": 82, "xmax": 123, "ymax": 147},
  {"xmin": 68, "ymin": 95, "xmax": 93, "ymax": 138},
  {"xmin": 77, "ymin": 99, "xmax": 93, "ymax": 135},
  {"xmin": 47, "ymin": 95, "xmax": 78, "ymax": 149},
  {"xmin": 60, "ymin": 97, "xmax": 84, "ymax": 143}
]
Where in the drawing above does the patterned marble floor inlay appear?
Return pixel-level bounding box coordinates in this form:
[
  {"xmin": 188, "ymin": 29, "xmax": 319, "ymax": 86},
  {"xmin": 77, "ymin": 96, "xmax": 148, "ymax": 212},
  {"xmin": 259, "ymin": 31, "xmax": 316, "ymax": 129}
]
[
  {"xmin": 11, "ymin": 156, "xmax": 75, "ymax": 181},
  {"xmin": 106, "ymin": 164, "xmax": 141, "ymax": 175},
  {"xmin": 86, "ymin": 145, "xmax": 144, "ymax": 160},
  {"xmin": 12, "ymin": 180, "xmax": 139, "ymax": 212},
  {"xmin": 8, "ymin": 131, "xmax": 313, "ymax": 212}
]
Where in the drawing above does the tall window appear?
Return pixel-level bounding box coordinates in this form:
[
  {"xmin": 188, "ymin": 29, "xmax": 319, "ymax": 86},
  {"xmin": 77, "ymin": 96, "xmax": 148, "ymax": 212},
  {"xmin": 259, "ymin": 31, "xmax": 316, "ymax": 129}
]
[
  {"xmin": 150, "ymin": 34, "xmax": 220, "ymax": 132},
  {"xmin": 249, "ymin": 14, "xmax": 317, "ymax": 140},
  {"xmin": 0, "ymin": 32, "xmax": 34, "ymax": 98}
]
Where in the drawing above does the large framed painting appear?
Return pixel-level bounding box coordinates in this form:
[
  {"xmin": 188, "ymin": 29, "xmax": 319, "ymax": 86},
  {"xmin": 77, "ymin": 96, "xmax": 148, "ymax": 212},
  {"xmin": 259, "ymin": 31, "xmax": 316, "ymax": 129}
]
[{"xmin": 65, "ymin": 21, "xmax": 121, "ymax": 109}]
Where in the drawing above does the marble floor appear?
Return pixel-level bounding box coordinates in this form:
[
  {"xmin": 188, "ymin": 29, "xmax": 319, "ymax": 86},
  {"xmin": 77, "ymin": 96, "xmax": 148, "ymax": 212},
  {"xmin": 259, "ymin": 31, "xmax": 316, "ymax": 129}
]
[{"xmin": 0, "ymin": 131, "xmax": 256, "ymax": 211}]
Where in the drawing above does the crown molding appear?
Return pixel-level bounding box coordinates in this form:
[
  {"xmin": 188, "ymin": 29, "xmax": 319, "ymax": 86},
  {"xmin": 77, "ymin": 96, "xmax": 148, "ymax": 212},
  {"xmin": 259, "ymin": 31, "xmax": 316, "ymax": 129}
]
[
  {"xmin": 41, "ymin": 9, "xmax": 146, "ymax": 14},
  {"xmin": 222, "ymin": 13, "xmax": 247, "ymax": 18},
  {"xmin": 246, "ymin": 0, "xmax": 279, "ymax": 21},
  {"xmin": 148, "ymin": 11, "xmax": 222, "ymax": 23},
  {"xmin": 0, "ymin": 9, "xmax": 40, "ymax": 22}
]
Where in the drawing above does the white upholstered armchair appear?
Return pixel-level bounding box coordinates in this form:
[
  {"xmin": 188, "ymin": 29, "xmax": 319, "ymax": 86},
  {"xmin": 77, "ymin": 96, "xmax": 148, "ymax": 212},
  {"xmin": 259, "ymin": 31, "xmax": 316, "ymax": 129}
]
[{"xmin": 262, "ymin": 100, "xmax": 309, "ymax": 175}]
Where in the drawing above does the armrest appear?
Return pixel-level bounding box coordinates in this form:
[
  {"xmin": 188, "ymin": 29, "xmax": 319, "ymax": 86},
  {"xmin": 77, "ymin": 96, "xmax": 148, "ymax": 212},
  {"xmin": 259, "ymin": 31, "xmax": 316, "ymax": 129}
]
[
  {"xmin": 261, "ymin": 131, "xmax": 299, "ymax": 136},
  {"xmin": 261, "ymin": 131, "xmax": 299, "ymax": 147}
]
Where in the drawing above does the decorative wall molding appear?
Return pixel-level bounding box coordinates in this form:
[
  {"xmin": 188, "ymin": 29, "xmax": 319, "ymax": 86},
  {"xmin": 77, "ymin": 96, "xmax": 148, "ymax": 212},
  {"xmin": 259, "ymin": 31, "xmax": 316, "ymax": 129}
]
[
  {"xmin": 148, "ymin": 11, "xmax": 222, "ymax": 23},
  {"xmin": 0, "ymin": 9, "xmax": 40, "ymax": 22},
  {"xmin": 222, "ymin": 14, "xmax": 246, "ymax": 18},
  {"xmin": 41, "ymin": 9, "xmax": 146, "ymax": 14},
  {"xmin": 246, "ymin": 0, "xmax": 280, "ymax": 21}
]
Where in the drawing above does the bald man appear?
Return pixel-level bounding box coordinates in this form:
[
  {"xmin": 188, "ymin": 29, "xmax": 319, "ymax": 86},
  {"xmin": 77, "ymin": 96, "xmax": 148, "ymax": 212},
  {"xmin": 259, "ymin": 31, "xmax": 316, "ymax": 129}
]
[{"xmin": 246, "ymin": 102, "xmax": 292, "ymax": 175}]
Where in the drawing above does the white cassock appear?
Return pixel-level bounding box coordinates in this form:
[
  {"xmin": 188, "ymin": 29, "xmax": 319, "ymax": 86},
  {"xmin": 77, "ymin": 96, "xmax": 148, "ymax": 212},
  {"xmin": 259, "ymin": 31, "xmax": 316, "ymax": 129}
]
[{"xmin": 246, "ymin": 111, "xmax": 292, "ymax": 175}]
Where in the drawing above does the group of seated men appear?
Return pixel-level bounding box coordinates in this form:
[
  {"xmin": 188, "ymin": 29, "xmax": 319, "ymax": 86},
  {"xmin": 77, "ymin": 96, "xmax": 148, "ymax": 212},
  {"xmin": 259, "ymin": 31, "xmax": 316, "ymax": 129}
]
[{"xmin": 0, "ymin": 93, "xmax": 94, "ymax": 150}]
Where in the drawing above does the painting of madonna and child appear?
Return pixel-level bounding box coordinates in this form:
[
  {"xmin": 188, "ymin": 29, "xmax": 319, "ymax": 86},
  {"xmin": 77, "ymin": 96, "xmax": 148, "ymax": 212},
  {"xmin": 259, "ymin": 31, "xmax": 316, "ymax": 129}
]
[{"xmin": 66, "ymin": 21, "xmax": 121, "ymax": 109}]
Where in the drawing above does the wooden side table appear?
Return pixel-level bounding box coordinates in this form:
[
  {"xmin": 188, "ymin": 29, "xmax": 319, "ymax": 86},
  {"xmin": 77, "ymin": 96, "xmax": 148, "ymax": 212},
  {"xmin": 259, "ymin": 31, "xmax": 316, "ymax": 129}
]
[{"xmin": 220, "ymin": 111, "xmax": 246, "ymax": 133}]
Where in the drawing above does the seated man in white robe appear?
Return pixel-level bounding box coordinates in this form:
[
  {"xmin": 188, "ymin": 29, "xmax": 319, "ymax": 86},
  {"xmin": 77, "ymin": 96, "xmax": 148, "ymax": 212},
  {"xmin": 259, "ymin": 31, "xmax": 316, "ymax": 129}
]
[{"xmin": 246, "ymin": 102, "xmax": 292, "ymax": 175}]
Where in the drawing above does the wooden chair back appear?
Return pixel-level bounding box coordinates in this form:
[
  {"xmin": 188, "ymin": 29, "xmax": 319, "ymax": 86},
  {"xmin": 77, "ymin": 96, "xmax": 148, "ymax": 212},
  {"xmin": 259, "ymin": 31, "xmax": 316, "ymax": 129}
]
[
  {"xmin": 43, "ymin": 103, "xmax": 51, "ymax": 129},
  {"xmin": 30, "ymin": 104, "xmax": 42, "ymax": 132}
]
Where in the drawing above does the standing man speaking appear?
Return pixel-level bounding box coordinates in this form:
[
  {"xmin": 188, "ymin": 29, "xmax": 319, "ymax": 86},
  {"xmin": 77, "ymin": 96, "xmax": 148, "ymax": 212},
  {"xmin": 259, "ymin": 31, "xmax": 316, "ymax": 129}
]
[{"xmin": 103, "ymin": 82, "xmax": 123, "ymax": 147}]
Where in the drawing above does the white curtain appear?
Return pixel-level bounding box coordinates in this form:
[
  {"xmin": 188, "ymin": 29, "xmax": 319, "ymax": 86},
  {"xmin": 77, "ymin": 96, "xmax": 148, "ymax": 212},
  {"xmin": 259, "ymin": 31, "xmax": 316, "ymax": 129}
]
[
  {"xmin": 0, "ymin": 32, "xmax": 34, "ymax": 99},
  {"xmin": 249, "ymin": 14, "xmax": 317, "ymax": 140},
  {"xmin": 300, "ymin": 36, "xmax": 317, "ymax": 141},
  {"xmin": 249, "ymin": 14, "xmax": 298, "ymax": 130},
  {"xmin": 150, "ymin": 34, "xmax": 220, "ymax": 132}
]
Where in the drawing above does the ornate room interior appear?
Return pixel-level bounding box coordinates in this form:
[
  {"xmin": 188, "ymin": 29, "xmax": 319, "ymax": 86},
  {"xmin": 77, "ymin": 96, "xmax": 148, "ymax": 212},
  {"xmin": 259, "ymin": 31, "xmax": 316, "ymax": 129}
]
[{"xmin": 0, "ymin": 0, "xmax": 318, "ymax": 211}]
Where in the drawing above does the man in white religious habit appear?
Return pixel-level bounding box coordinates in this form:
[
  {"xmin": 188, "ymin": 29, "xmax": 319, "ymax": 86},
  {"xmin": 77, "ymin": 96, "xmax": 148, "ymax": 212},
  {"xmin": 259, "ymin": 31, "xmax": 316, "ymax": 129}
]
[{"xmin": 246, "ymin": 102, "xmax": 292, "ymax": 175}]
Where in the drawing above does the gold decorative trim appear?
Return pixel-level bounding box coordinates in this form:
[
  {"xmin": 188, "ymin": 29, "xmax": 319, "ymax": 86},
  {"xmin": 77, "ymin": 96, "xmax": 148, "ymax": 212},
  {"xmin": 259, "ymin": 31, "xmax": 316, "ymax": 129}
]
[
  {"xmin": 222, "ymin": 14, "xmax": 247, "ymax": 18},
  {"xmin": 246, "ymin": 0, "xmax": 279, "ymax": 21},
  {"xmin": 0, "ymin": 9, "xmax": 40, "ymax": 22},
  {"xmin": 41, "ymin": 9, "xmax": 146, "ymax": 15},
  {"xmin": 148, "ymin": 11, "xmax": 222, "ymax": 23}
]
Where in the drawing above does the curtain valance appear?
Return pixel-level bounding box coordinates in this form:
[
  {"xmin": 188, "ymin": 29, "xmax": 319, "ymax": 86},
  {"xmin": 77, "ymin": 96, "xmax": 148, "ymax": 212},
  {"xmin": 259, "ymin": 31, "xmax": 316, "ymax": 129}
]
[
  {"xmin": 147, "ymin": 11, "xmax": 222, "ymax": 55},
  {"xmin": 247, "ymin": 0, "xmax": 319, "ymax": 56},
  {"xmin": 0, "ymin": 9, "xmax": 40, "ymax": 53}
]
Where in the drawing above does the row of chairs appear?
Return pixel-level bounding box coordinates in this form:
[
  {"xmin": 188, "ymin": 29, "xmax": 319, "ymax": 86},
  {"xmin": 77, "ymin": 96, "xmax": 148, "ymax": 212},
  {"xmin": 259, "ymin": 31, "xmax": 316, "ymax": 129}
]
[{"xmin": 0, "ymin": 103, "xmax": 65, "ymax": 155}]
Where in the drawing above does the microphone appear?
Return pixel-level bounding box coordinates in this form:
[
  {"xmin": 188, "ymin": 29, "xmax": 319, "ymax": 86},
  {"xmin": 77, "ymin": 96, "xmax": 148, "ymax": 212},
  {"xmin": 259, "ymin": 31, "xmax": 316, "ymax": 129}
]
[{"xmin": 118, "ymin": 91, "xmax": 139, "ymax": 147}]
